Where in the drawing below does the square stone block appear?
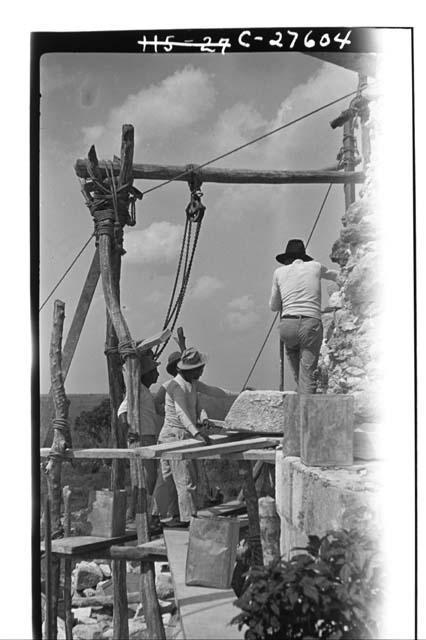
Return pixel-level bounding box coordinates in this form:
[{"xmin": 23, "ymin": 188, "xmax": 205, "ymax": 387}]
[
  {"xmin": 300, "ymin": 394, "xmax": 354, "ymax": 467},
  {"xmin": 223, "ymin": 390, "xmax": 297, "ymax": 434}
]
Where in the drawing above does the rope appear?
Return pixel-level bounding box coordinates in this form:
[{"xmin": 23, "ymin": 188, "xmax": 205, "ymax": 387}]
[
  {"xmin": 41, "ymin": 87, "xmax": 368, "ymax": 316},
  {"xmin": 51, "ymin": 418, "xmax": 69, "ymax": 431},
  {"xmin": 241, "ymin": 183, "xmax": 334, "ymax": 389},
  {"xmin": 39, "ymin": 234, "xmax": 95, "ymax": 312},
  {"xmin": 138, "ymin": 86, "xmax": 370, "ymax": 199}
]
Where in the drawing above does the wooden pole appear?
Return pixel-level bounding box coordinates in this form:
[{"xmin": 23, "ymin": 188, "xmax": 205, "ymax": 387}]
[
  {"xmin": 343, "ymin": 119, "xmax": 356, "ymax": 210},
  {"xmin": 75, "ymin": 160, "xmax": 365, "ymax": 185},
  {"xmin": 135, "ymin": 459, "xmax": 165, "ymax": 639},
  {"xmin": 45, "ymin": 300, "xmax": 71, "ymax": 535},
  {"xmin": 44, "ymin": 300, "xmax": 70, "ymax": 640},
  {"xmin": 279, "ymin": 340, "xmax": 285, "ymax": 392},
  {"xmin": 62, "ymin": 486, "xmax": 74, "ymax": 640},
  {"xmin": 43, "ymin": 249, "xmax": 100, "ymax": 447},
  {"xmin": 44, "ymin": 496, "xmax": 53, "ymax": 640},
  {"xmin": 239, "ymin": 461, "xmax": 263, "ymax": 566},
  {"xmin": 92, "ymin": 125, "xmax": 164, "ymax": 639}
]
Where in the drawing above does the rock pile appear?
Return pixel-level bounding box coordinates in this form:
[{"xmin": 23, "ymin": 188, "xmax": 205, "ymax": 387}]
[{"xmin": 42, "ymin": 557, "xmax": 180, "ymax": 639}]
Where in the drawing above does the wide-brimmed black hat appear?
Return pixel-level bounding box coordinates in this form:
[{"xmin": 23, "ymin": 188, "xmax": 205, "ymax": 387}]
[
  {"xmin": 166, "ymin": 351, "xmax": 181, "ymax": 375},
  {"xmin": 275, "ymin": 239, "xmax": 313, "ymax": 264}
]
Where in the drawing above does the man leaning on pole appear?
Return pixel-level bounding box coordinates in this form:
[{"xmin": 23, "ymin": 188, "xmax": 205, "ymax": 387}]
[{"xmin": 269, "ymin": 239, "xmax": 338, "ymax": 394}]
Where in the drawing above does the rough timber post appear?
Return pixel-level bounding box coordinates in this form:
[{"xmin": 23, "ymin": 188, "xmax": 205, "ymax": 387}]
[
  {"xmin": 239, "ymin": 461, "xmax": 264, "ymax": 566},
  {"xmin": 342, "ymin": 117, "xmax": 356, "ymax": 209},
  {"xmin": 91, "ymin": 125, "xmax": 165, "ymax": 640},
  {"xmin": 45, "ymin": 299, "xmax": 71, "ymax": 639}
]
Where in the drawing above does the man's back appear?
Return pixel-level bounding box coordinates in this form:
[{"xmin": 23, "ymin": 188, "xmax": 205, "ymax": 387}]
[{"xmin": 270, "ymin": 259, "xmax": 327, "ymax": 319}]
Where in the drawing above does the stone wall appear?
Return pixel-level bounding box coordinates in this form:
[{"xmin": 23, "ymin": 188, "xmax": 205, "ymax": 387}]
[
  {"xmin": 275, "ymin": 451, "xmax": 382, "ymax": 558},
  {"xmin": 317, "ymin": 98, "xmax": 382, "ymax": 431}
]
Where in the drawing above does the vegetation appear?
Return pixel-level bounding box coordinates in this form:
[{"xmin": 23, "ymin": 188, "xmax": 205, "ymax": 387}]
[
  {"xmin": 232, "ymin": 529, "xmax": 383, "ymax": 640},
  {"xmin": 74, "ymin": 398, "xmax": 112, "ymax": 448}
]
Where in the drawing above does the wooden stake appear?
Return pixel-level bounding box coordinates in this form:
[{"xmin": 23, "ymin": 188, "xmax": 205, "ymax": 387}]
[
  {"xmin": 43, "ymin": 251, "xmax": 100, "ymax": 447},
  {"xmin": 136, "ymin": 459, "xmax": 166, "ymax": 640},
  {"xmin": 239, "ymin": 461, "xmax": 263, "ymax": 566},
  {"xmin": 44, "ymin": 496, "xmax": 53, "ymax": 640},
  {"xmin": 45, "ymin": 300, "xmax": 70, "ymax": 535},
  {"xmin": 62, "ymin": 486, "xmax": 74, "ymax": 640}
]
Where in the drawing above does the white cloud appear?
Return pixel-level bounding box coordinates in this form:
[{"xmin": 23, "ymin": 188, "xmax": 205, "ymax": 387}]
[
  {"xmin": 82, "ymin": 66, "xmax": 215, "ymax": 149},
  {"xmin": 202, "ymin": 63, "xmax": 355, "ymax": 172},
  {"xmin": 124, "ymin": 221, "xmax": 184, "ymax": 265},
  {"xmin": 225, "ymin": 295, "xmax": 259, "ymax": 331},
  {"xmin": 189, "ymin": 275, "xmax": 224, "ymax": 301}
]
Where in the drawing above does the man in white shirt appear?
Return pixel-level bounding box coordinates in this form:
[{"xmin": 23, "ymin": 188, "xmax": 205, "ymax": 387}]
[
  {"xmin": 158, "ymin": 347, "xmax": 234, "ymax": 523},
  {"xmin": 118, "ymin": 352, "xmax": 163, "ymax": 525},
  {"xmin": 269, "ymin": 239, "xmax": 338, "ymax": 394}
]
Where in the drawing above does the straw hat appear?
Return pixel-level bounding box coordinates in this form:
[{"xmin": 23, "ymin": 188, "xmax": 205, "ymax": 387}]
[{"xmin": 177, "ymin": 347, "xmax": 208, "ymax": 370}]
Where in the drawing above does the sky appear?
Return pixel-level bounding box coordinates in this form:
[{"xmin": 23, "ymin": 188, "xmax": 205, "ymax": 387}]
[{"xmin": 39, "ymin": 51, "xmax": 359, "ymax": 394}]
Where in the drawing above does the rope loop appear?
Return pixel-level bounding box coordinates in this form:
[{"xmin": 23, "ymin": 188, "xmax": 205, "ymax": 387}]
[{"xmin": 52, "ymin": 418, "xmax": 69, "ymax": 431}]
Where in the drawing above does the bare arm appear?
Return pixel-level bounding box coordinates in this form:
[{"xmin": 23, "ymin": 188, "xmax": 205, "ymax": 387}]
[
  {"xmin": 320, "ymin": 265, "xmax": 339, "ymax": 281},
  {"xmin": 153, "ymin": 385, "xmax": 167, "ymax": 417},
  {"xmin": 196, "ymin": 381, "xmax": 235, "ymax": 397},
  {"xmin": 269, "ymin": 272, "xmax": 281, "ymax": 312}
]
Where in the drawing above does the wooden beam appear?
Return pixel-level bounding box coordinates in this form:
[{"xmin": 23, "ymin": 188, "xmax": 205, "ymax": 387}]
[
  {"xmin": 40, "ymin": 441, "xmax": 278, "ymax": 461},
  {"xmin": 75, "ymin": 160, "xmax": 364, "ymax": 185},
  {"xmin": 161, "ymin": 438, "xmax": 279, "ymax": 460},
  {"xmin": 62, "ymin": 249, "xmax": 100, "ymax": 380},
  {"xmin": 40, "ymin": 447, "xmax": 138, "ymax": 459}
]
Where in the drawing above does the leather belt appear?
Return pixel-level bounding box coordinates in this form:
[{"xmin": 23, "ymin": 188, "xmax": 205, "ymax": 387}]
[{"xmin": 281, "ymin": 314, "xmax": 312, "ymax": 319}]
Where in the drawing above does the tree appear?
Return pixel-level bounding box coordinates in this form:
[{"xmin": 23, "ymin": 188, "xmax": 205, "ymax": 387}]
[{"xmin": 74, "ymin": 399, "xmax": 112, "ymax": 448}]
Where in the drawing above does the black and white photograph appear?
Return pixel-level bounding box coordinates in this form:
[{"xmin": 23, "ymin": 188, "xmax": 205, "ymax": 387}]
[{"xmin": 26, "ymin": 24, "xmax": 416, "ymax": 640}]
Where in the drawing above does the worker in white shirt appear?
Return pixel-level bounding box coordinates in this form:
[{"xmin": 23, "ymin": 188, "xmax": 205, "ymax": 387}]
[
  {"xmin": 158, "ymin": 347, "xmax": 234, "ymax": 524},
  {"xmin": 117, "ymin": 351, "xmax": 163, "ymax": 527},
  {"xmin": 269, "ymin": 239, "xmax": 338, "ymax": 394}
]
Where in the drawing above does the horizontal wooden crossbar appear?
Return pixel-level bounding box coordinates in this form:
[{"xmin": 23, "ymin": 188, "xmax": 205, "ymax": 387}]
[
  {"xmin": 74, "ymin": 160, "xmax": 364, "ymax": 185},
  {"xmin": 40, "ymin": 436, "xmax": 279, "ymax": 462}
]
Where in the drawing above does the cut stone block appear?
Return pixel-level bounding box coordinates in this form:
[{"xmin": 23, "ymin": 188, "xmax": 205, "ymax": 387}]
[
  {"xmin": 87, "ymin": 489, "xmax": 127, "ymax": 538},
  {"xmin": 300, "ymin": 394, "xmax": 354, "ymax": 467},
  {"xmin": 223, "ymin": 390, "xmax": 298, "ymax": 434},
  {"xmin": 354, "ymin": 428, "xmax": 381, "ymax": 460}
]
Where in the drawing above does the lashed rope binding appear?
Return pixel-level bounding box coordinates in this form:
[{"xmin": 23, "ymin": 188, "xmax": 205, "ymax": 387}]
[{"xmin": 82, "ymin": 155, "xmax": 141, "ymax": 254}]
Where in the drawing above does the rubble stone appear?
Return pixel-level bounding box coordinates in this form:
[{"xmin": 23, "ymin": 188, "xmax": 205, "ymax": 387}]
[
  {"xmin": 75, "ymin": 562, "xmax": 104, "ymax": 591},
  {"xmin": 72, "ymin": 622, "xmax": 104, "ymax": 640},
  {"xmin": 98, "ymin": 563, "xmax": 111, "ymax": 579},
  {"xmin": 155, "ymin": 572, "xmax": 174, "ymax": 600}
]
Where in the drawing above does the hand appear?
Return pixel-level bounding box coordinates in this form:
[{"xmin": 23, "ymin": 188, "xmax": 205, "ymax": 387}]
[{"xmin": 193, "ymin": 431, "xmax": 210, "ymax": 445}]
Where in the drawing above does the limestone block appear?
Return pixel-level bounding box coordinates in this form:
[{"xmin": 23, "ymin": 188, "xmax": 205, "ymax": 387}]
[
  {"xmin": 75, "ymin": 562, "xmax": 104, "ymax": 591},
  {"xmin": 258, "ymin": 497, "xmax": 281, "ymax": 565},
  {"xmin": 275, "ymin": 451, "xmax": 294, "ymax": 522},
  {"xmin": 354, "ymin": 428, "xmax": 381, "ymax": 460},
  {"xmin": 287, "ymin": 460, "xmax": 380, "ymax": 534},
  {"xmin": 223, "ymin": 390, "xmax": 298, "ymax": 435},
  {"xmin": 300, "ymin": 394, "xmax": 354, "ymax": 467},
  {"xmin": 280, "ymin": 521, "xmax": 308, "ymax": 560},
  {"xmin": 87, "ymin": 490, "xmax": 127, "ymax": 538}
]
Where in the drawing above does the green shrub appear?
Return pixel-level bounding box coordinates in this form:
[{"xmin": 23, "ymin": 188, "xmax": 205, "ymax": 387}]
[
  {"xmin": 74, "ymin": 399, "xmax": 112, "ymax": 448},
  {"xmin": 232, "ymin": 529, "xmax": 383, "ymax": 640}
]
